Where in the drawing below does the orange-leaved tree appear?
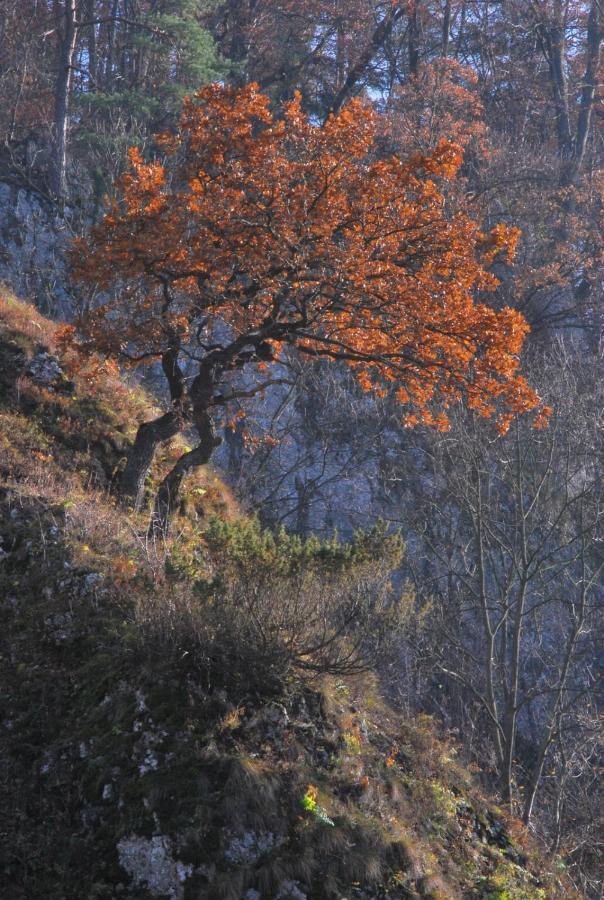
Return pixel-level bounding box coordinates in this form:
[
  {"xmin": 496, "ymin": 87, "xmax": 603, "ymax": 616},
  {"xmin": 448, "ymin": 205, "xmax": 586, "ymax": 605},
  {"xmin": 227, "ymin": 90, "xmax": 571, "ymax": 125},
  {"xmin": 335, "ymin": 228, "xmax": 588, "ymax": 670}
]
[{"xmin": 69, "ymin": 83, "xmax": 543, "ymax": 528}]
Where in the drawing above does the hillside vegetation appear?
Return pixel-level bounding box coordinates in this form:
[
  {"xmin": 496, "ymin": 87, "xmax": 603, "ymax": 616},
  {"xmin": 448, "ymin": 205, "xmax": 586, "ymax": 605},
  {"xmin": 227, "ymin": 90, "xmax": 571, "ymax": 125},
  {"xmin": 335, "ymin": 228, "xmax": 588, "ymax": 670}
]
[
  {"xmin": 0, "ymin": 290, "xmax": 573, "ymax": 899},
  {"xmin": 1, "ymin": 3, "xmax": 603, "ymax": 895}
]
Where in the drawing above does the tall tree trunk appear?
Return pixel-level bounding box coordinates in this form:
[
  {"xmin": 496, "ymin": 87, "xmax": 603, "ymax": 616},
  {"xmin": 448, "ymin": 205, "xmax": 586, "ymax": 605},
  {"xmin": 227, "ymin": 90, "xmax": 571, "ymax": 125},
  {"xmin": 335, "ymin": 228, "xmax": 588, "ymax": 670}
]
[
  {"xmin": 409, "ymin": 1, "xmax": 419, "ymax": 76},
  {"xmin": 570, "ymin": 0, "xmax": 602, "ymax": 182},
  {"xmin": 442, "ymin": 0, "xmax": 451, "ymax": 57},
  {"xmin": 226, "ymin": 0, "xmax": 251, "ymax": 86},
  {"xmin": 52, "ymin": 0, "xmax": 78, "ymax": 199},
  {"xmin": 86, "ymin": 0, "xmax": 97, "ymax": 86},
  {"xmin": 522, "ymin": 579, "xmax": 586, "ymax": 825},
  {"xmin": 104, "ymin": 0, "xmax": 119, "ymax": 90},
  {"xmin": 327, "ymin": 4, "xmax": 402, "ymax": 117},
  {"xmin": 535, "ymin": 1, "xmax": 577, "ymax": 175},
  {"xmin": 474, "ymin": 467, "xmax": 505, "ymax": 774},
  {"xmin": 500, "ymin": 425, "xmax": 530, "ymax": 810},
  {"xmin": 455, "ymin": 1, "xmax": 466, "ymax": 59}
]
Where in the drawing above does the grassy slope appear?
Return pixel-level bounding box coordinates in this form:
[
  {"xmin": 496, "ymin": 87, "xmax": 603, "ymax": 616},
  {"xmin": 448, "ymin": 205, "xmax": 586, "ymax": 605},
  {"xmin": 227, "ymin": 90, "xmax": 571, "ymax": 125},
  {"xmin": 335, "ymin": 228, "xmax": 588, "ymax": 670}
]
[{"xmin": 0, "ymin": 290, "xmax": 573, "ymax": 900}]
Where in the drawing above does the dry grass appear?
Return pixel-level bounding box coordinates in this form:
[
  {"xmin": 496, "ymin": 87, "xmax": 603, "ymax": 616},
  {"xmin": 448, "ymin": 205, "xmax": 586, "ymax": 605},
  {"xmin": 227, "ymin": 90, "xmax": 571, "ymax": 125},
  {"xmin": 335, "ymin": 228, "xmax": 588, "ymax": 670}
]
[
  {"xmin": 0, "ymin": 290, "xmax": 241, "ymax": 587},
  {"xmin": 0, "ymin": 286, "xmax": 57, "ymax": 350}
]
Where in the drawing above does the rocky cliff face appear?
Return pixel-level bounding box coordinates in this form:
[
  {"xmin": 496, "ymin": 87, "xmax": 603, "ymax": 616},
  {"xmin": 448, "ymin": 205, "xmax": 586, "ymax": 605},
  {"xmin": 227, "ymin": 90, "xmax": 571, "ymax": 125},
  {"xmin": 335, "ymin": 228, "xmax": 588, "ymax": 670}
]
[
  {"xmin": 0, "ymin": 181, "xmax": 76, "ymax": 318},
  {"xmin": 213, "ymin": 362, "xmax": 402, "ymax": 538}
]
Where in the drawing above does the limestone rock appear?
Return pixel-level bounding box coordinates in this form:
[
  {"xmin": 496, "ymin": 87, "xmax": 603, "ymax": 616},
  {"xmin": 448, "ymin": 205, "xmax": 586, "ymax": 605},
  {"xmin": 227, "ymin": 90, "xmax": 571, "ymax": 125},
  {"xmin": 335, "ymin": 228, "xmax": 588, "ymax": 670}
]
[
  {"xmin": 116, "ymin": 834, "xmax": 192, "ymax": 899},
  {"xmin": 26, "ymin": 351, "xmax": 64, "ymax": 387}
]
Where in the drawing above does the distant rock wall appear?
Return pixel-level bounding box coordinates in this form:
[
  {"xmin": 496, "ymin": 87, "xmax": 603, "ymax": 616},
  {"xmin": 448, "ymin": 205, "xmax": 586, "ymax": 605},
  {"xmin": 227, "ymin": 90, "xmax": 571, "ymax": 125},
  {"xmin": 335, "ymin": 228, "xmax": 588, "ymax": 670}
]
[
  {"xmin": 0, "ymin": 181, "xmax": 76, "ymax": 318},
  {"xmin": 213, "ymin": 364, "xmax": 402, "ymax": 537}
]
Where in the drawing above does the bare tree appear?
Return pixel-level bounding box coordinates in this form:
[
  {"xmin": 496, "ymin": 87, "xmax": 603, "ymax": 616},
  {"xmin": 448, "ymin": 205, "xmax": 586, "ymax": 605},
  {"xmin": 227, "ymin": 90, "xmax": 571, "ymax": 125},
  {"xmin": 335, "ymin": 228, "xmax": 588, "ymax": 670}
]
[{"xmin": 399, "ymin": 341, "xmax": 603, "ymax": 845}]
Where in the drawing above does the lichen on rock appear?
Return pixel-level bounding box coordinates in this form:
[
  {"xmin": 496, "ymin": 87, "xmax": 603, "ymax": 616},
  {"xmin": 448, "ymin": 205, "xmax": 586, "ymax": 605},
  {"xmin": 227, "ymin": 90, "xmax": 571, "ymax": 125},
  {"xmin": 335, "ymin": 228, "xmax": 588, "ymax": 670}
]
[
  {"xmin": 223, "ymin": 829, "xmax": 282, "ymax": 866},
  {"xmin": 116, "ymin": 834, "xmax": 193, "ymax": 899}
]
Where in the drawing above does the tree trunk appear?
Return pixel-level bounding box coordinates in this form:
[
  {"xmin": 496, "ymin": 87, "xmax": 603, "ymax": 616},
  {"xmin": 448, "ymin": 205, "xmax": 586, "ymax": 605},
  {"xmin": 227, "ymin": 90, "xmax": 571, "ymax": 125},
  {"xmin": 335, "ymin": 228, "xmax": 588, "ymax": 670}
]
[
  {"xmin": 103, "ymin": 0, "xmax": 119, "ymax": 90},
  {"xmin": 86, "ymin": 0, "xmax": 97, "ymax": 86},
  {"xmin": 147, "ymin": 349, "xmax": 225, "ymax": 532},
  {"xmin": 226, "ymin": 0, "xmax": 250, "ymax": 86},
  {"xmin": 120, "ymin": 410, "xmax": 183, "ymax": 510},
  {"xmin": 500, "ymin": 427, "xmax": 530, "ymax": 811},
  {"xmin": 409, "ymin": 1, "xmax": 419, "ymax": 76},
  {"xmin": 52, "ymin": 0, "xmax": 78, "ymax": 199},
  {"xmin": 150, "ymin": 407, "xmax": 221, "ymax": 534},
  {"xmin": 442, "ymin": 0, "xmax": 451, "ymax": 57},
  {"xmin": 535, "ymin": 2, "xmax": 572, "ymax": 168},
  {"xmin": 570, "ymin": 0, "xmax": 602, "ymax": 182},
  {"xmin": 327, "ymin": 4, "xmax": 402, "ymax": 117},
  {"xmin": 548, "ymin": 21, "xmax": 572, "ymax": 160}
]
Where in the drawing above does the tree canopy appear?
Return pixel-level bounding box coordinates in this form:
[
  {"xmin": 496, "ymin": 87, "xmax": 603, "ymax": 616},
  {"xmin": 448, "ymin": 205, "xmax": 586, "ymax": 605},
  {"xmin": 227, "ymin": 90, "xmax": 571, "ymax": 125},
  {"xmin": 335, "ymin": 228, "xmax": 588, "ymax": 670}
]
[{"xmin": 69, "ymin": 83, "xmax": 544, "ymax": 521}]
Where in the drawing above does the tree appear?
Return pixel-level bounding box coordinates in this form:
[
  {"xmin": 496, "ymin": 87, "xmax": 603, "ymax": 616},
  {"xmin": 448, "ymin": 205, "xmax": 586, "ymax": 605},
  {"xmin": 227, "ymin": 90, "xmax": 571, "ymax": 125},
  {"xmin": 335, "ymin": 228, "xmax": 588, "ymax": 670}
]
[
  {"xmin": 519, "ymin": 0, "xmax": 604, "ymax": 184},
  {"xmin": 212, "ymin": 0, "xmax": 404, "ymax": 113},
  {"xmin": 75, "ymin": 0, "xmax": 224, "ymax": 198},
  {"xmin": 69, "ymin": 82, "xmax": 543, "ymax": 528},
  {"xmin": 0, "ymin": 1, "xmax": 222, "ymax": 198},
  {"xmin": 52, "ymin": 0, "xmax": 79, "ymax": 198},
  {"xmin": 399, "ymin": 342, "xmax": 603, "ymax": 830},
  {"xmin": 384, "ymin": 57, "xmax": 488, "ymax": 157},
  {"xmin": 0, "ymin": 1, "xmax": 55, "ymax": 148}
]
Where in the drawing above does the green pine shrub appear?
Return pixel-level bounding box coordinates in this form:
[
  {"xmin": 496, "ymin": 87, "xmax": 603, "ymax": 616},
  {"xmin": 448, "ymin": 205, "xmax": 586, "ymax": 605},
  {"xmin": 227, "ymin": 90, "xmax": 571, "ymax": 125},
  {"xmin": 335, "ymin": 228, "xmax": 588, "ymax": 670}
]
[{"xmin": 138, "ymin": 517, "xmax": 409, "ymax": 691}]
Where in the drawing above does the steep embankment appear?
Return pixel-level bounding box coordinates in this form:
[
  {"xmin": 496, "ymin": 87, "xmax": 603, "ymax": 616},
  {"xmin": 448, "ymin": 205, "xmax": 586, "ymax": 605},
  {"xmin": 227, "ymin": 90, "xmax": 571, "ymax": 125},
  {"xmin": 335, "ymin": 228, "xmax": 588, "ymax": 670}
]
[{"xmin": 0, "ymin": 290, "xmax": 572, "ymax": 899}]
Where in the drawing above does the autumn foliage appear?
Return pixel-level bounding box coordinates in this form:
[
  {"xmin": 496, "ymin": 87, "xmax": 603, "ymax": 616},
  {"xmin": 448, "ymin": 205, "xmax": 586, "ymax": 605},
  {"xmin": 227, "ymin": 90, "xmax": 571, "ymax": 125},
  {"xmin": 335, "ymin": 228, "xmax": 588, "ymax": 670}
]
[{"xmin": 70, "ymin": 83, "xmax": 543, "ymax": 518}]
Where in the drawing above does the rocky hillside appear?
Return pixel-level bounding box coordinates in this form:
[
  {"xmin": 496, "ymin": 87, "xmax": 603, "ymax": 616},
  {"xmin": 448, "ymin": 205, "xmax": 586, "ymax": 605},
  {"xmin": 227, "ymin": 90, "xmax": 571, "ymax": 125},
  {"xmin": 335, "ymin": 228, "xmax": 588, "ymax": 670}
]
[{"xmin": 0, "ymin": 289, "xmax": 573, "ymax": 899}]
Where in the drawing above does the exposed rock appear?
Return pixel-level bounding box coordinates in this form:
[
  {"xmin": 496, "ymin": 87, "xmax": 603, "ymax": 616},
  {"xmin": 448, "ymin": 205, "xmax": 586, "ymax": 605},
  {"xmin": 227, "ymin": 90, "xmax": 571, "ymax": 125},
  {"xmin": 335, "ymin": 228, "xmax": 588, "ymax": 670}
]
[
  {"xmin": 245, "ymin": 700, "xmax": 290, "ymax": 738},
  {"xmin": 138, "ymin": 748, "xmax": 160, "ymax": 776},
  {"xmin": 39, "ymin": 750, "xmax": 53, "ymax": 775},
  {"xmin": 0, "ymin": 182, "xmax": 75, "ymax": 317},
  {"xmin": 277, "ymin": 880, "xmax": 308, "ymax": 899},
  {"xmin": 26, "ymin": 351, "xmax": 64, "ymax": 387},
  {"xmin": 82, "ymin": 572, "xmax": 104, "ymax": 591},
  {"xmin": 264, "ymin": 701, "xmax": 289, "ymax": 728},
  {"xmin": 135, "ymin": 688, "xmax": 148, "ymax": 713},
  {"xmin": 44, "ymin": 610, "xmax": 74, "ymax": 642},
  {"xmin": 116, "ymin": 834, "xmax": 193, "ymax": 899},
  {"xmin": 223, "ymin": 830, "xmax": 282, "ymax": 866}
]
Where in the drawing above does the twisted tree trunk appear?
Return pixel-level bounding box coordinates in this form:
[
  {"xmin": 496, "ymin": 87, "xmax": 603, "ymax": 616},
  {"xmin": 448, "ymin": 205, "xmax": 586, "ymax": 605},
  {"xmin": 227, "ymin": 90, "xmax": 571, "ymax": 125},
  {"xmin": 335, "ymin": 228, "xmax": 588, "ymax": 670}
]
[
  {"xmin": 148, "ymin": 356, "xmax": 223, "ymax": 534},
  {"xmin": 119, "ymin": 410, "xmax": 183, "ymax": 510},
  {"xmin": 119, "ymin": 343, "xmax": 187, "ymax": 510},
  {"xmin": 150, "ymin": 414, "xmax": 221, "ymax": 534}
]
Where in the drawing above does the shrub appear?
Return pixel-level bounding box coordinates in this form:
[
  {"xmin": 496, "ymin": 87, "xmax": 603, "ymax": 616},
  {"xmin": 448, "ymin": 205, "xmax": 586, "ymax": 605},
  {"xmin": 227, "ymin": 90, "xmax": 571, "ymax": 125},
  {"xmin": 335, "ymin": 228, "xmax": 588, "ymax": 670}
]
[{"xmin": 137, "ymin": 518, "xmax": 408, "ymax": 691}]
